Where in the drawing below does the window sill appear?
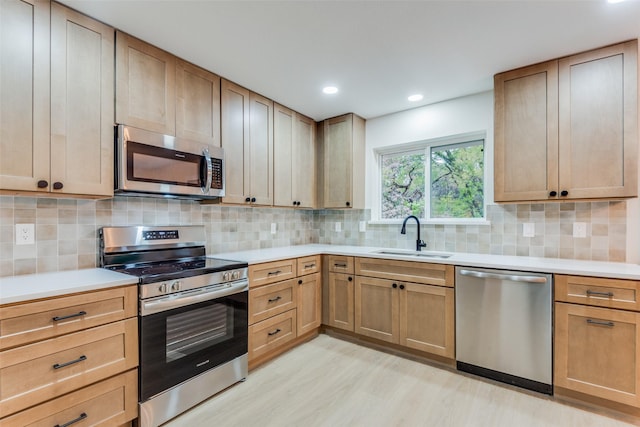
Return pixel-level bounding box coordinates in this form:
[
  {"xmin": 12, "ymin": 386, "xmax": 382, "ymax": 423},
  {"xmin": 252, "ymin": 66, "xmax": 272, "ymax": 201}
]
[{"xmin": 368, "ymin": 218, "xmax": 491, "ymax": 226}]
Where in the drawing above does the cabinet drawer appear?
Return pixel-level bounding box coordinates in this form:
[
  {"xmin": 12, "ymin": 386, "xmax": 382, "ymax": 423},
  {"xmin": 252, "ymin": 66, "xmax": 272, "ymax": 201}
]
[
  {"xmin": 249, "ymin": 279, "xmax": 296, "ymax": 325},
  {"xmin": 555, "ymin": 302, "xmax": 640, "ymax": 407},
  {"xmin": 355, "ymin": 257, "xmax": 454, "ymax": 287},
  {"xmin": 0, "ymin": 318, "xmax": 138, "ymax": 417},
  {"xmin": 555, "ymin": 275, "xmax": 640, "ymax": 311},
  {"xmin": 0, "ymin": 285, "xmax": 137, "ymax": 350},
  {"xmin": 249, "ymin": 259, "xmax": 297, "ymax": 288},
  {"xmin": 0, "ymin": 369, "xmax": 138, "ymax": 427},
  {"xmin": 327, "ymin": 255, "xmax": 354, "ymax": 274},
  {"xmin": 297, "ymin": 255, "xmax": 320, "ymax": 276},
  {"xmin": 248, "ymin": 309, "xmax": 297, "ymax": 361}
]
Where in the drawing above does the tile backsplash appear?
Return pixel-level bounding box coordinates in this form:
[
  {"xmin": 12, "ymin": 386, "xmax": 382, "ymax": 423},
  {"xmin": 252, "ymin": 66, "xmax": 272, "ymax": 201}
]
[{"xmin": 0, "ymin": 195, "xmax": 627, "ymax": 277}]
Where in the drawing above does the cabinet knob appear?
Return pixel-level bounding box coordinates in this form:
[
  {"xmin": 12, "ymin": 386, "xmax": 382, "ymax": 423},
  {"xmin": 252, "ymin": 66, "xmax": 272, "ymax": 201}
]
[
  {"xmin": 560, "ymin": 190, "xmax": 569, "ymax": 197},
  {"xmin": 251, "ymin": 197, "xmax": 256, "ymax": 203},
  {"xmin": 346, "ymin": 201, "xmax": 351, "ymax": 207},
  {"xmin": 399, "ymin": 284, "xmax": 405, "ymax": 290},
  {"xmin": 549, "ymin": 191, "xmax": 557, "ymax": 197},
  {"xmin": 392, "ymin": 283, "xmax": 398, "ymax": 288},
  {"xmin": 293, "ymin": 201, "xmax": 297, "ymax": 206},
  {"xmin": 53, "ymin": 182, "xmax": 63, "ymax": 190},
  {"xmin": 296, "ymin": 201, "xmax": 301, "ymax": 206},
  {"xmin": 348, "ymin": 277, "xmax": 353, "ymax": 282},
  {"xmin": 298, "ymin": 279, "xmax": 303, "ymax": 285},
  {"xmin": 37, "ymin": 180, "xmax": 48, "ymax": 189},
  {"xmin": 245, "ymin": 197, "xmax": 251, "ymax": 203}
]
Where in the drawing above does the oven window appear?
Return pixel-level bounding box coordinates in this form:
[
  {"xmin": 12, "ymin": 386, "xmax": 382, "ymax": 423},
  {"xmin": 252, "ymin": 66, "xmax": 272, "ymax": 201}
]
[{"xmin": 166, "ymin": 303, "xmax": 233, "ymax": 362}]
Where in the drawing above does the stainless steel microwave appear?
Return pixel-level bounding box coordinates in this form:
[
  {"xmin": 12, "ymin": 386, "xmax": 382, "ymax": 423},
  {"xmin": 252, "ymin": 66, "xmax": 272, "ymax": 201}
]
[{"xmin": 115, "ymin": 125, "xmax": 224, "ymax": 199}]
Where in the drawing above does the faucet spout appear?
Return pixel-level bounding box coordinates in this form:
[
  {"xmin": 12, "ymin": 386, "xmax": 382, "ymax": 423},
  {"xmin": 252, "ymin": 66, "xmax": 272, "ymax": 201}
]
[{"xmin": 401, "ymin": 215, "xmax": 427, "ymax": 251}]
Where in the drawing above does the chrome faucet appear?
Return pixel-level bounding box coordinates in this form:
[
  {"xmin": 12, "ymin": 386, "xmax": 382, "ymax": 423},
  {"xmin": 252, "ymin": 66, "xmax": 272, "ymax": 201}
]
[{"xmin": 401, "ymin": 215, "xmax": 427, "ymax": 251}]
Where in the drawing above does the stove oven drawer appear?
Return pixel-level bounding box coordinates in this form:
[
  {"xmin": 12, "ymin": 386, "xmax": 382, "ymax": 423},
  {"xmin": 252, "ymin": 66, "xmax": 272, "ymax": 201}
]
[
  {"xmin": 249, "ymin": 278, "xmax": 297, "ymax": 324},
  {"xmin": 0, "ymin": 285, "xmax": 137, "ymax": 350},
  {"xmin": 0, "ymin": 369, "xmax": 138, "ymax": 427},
  {"xmin": 0, "ymin": 318, "xmax": 138, "ymax": 417},
  {"xmin": 249, "ymin": 309, "xmax": 297, "ymax": 361}
]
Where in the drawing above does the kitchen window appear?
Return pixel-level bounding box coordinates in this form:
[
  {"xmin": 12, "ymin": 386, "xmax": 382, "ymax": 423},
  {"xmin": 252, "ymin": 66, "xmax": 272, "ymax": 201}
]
[{"xmin": 377, "ymin": 134, "xmax": 485, "ymax": 222}]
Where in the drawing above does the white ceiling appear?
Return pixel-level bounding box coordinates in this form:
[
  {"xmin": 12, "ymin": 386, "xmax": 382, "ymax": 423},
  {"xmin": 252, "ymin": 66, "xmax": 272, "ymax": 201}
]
[{"xmin": 59, "ymin": 0, "xmax": 640, "ymax": 121}]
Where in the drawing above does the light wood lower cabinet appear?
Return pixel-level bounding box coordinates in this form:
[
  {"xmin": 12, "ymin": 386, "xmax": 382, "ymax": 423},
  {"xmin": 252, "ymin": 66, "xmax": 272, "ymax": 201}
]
[
  {"xmin": 355, "ymin": 276, "xmax": 398, "ymax": 343},
  {"xmin": 297, "ymin": 273, "xmax": 321, "ymax": 336},
  {"xmin": 1, "ymin": 369, "xmax": 137, "ymax": 427},
  {"xmin": 249, "ymin": 308, "xmax": 297, "ymax": 361},
  {"xmin": 328, "ymin": 272, "xmax": 355, "ymax": 332},
  {"xmin": 555, "ymin": 302, "xmax": 640, "ymax": 407}
]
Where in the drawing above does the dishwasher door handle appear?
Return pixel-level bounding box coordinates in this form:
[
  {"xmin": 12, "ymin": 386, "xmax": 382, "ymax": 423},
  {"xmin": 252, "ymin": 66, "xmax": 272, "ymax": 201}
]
[{"xmin": 459, "ymin": 269, "xmax": 548, "ymax": 283}]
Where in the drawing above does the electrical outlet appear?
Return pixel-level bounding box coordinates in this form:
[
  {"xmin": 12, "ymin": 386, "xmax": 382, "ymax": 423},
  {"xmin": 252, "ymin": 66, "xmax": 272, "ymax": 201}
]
[
  {"xmin": 573, "ymin": 222, "xmax": 587, "ymax": 238},
  {"xmin": 359, "ymin": 221, "xmax": 367, "ymax": 233},
  {"xmin": 271, "ymin": 223, "xmax": 277, "ymax": 234},
  {"xmin": 15, "ymin": 223, "xmax": 35, "ymax": 245},
  {"xmin": 522, "ymin": 223, "xmax": 535, "ymax": 237},
  {"xmin": 335, "ymin": 222, "xmax": 342, "ymax": 232}
]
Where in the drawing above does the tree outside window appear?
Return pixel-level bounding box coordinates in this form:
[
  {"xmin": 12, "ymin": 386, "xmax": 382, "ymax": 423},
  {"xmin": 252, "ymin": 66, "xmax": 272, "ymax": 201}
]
[{"xmin": 380, "ymin": 139, "xmax": 484, "ymax": 220}]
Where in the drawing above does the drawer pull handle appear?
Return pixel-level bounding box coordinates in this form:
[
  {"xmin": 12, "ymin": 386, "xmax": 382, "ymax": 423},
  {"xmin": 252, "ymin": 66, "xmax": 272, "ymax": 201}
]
[
  {"xmin": 267, "ymin": 270, "xmax": 282, "ymax": 276},
  {"xmin": 54, "ymin": 412, "xmax": 87, "ymax": 427},
  {"xmin": 268, "ymin": 328, "xmax": 281, "ymax": 336},
  {"xmin": 53, "ymin": 355, "xmax": 87, "ymax": 370},
  {"xmin": 268, "ymin": 296, "xmax": 282, "ymax": 303},
  {"xmin": 334, "ymin": 263, "xmax": 347, "ymax": 268},
  {"xmin": 586, "ymin": 319, "xmax": 615, "ymax": 327},
  {"xmin": 586, "ymin": 290, "xmax": 614, "ymax": 298},
  {"xmin": 304, "ymin": 263, "xmax": 316, "ymax": 269},
  {"xmin": 52, "ymin": 311, "xmax": 87, "ymax": 322}
]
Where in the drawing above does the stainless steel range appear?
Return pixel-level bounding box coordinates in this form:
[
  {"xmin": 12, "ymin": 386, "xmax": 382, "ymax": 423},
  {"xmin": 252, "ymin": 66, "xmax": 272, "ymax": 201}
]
[{"xmin": 100, "ymin": 225, "xmax": 248, "ymax": 427}]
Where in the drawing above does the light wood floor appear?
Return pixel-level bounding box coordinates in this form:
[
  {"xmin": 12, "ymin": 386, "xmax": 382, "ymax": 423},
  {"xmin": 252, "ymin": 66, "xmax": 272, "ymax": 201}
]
[{"xmin": 165, "ymin": 334, "xmax": 637, "ymax": 427}]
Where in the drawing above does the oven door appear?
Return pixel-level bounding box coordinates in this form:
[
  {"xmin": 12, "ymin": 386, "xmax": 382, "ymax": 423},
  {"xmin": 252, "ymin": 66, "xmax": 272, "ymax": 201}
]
[
  {"xmin": 139, "ymin": 288, "xmax": 247, "ymax": 401},
  {"xmin": 116, "ymin": 124, "xmax": 224, "ymax": 198}
]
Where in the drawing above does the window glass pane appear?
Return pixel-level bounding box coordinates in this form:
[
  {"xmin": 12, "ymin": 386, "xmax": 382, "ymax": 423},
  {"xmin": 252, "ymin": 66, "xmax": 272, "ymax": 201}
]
[
  {"xmin": 381, "ymin": 152, "xmax": 425, "ymax": 219},
  {"xmin": 430, "ymin": 141, "xmax": 484, "ymax": 218}
]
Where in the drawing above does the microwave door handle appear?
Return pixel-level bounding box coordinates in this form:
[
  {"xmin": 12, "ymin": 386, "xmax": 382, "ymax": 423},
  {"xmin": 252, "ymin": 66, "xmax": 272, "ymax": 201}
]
[{"xmin": 202, "ymin": 147, "xmax": 213, "ymax": 194}]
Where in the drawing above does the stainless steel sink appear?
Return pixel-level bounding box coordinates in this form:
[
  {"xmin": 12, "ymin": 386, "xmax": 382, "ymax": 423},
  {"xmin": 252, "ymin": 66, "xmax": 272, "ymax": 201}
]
[{"xmin": 370, "ymin": 249, "xmax": 453, "ymax": 259}]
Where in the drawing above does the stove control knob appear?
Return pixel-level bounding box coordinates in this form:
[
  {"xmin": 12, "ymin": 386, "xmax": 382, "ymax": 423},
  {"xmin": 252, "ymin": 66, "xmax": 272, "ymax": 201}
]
[
  {"xmin": 158, "ymin": 283, "xmax": 168, "ymax": 294},
  {"xmin": 222, "ymin": 272, "xmax": 231, "ymax": 282},
  {"xmin": 232, "ymin": 271, "xmax": 240, "ymax": 280},
  {"xmin": 171, "ymin": 281, "xmax": 181, "ymax": 291}
]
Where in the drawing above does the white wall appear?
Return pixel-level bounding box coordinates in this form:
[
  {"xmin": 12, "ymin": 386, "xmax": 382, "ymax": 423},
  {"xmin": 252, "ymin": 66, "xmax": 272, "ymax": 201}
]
[{"xmin": 364, "ymin": 91, "xmax": 494, "ymax": 212}]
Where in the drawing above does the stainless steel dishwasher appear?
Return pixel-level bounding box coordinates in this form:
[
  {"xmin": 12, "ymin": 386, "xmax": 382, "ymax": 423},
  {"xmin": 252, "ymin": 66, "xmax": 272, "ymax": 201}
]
[{"xmin": 455, "ymin": 266, "xmax": 552, "ymax": 394}]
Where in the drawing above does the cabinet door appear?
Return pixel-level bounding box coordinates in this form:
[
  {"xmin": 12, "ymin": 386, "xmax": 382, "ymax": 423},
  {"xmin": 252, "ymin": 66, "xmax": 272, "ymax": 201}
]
[
  {"xmin": 297, "ymin": 273, "xmax": 321, "ymax": 336},
  {"xmin": 399, "ymin": 283, "xmax": 454, "ymax": 358},
  {"xmin": 50, "ymin": 4, "xmax": 114, "ymax": 197},
  {"xmin": 328, "ymin": 272, "xmax": 354, "ymax": 332},
  {"xmin": 354, "ymin": 276, "xmax": 399, "ymax": 344},
  {"xmin": 555, "ymin": 302, "xmax": 640, "ymax": 407},
  {"xmin": 115, "ymin": 31, "xmax": 176, "ymax": 135},
  {"xmin": 293, "ymin": 113, "xmax": 316, "ymax": 208},
  {"xmin": 248, "ymin": 92, "xmax": 274, "ymax": 206},
  {"xmin": 0, "ymin": 0, "xmax": 50, "ymax": 192},
  {"xmin": 494, "ymin": 61, "xmax": 558, "ymax": 202},
  {"xmin": 273, "ymin": 103, "xmax": 295, "ymax": 207},
  {"xmin": 176, "ymin": 59, "xmax": 220, "ymax": 146},
  {"xmin": 322, "ymin": 114, "xmax": 353, "ymax": 208},
  {"xmin": 558, "ymin": 41, "xmax": 637, "ymax": 199},
  {"xmin": 221, "ymin": 79, "xmax": 250, "ymax": 204}
]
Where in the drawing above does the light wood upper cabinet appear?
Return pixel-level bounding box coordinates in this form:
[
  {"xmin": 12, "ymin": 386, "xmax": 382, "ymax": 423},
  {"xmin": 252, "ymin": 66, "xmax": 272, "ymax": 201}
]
[
  {"xmin": 116, "ymin": 31, "xmax": 176, "ymax": 135},
  {"xmin": 0, "ymin": 0, "xmax": 50, "ymax": 193},
  {"xmin": 50, "ymin": 3, "xmax": 114, "ymax": 197},
  {"xmin": 273, "ymin": 103, "xmax": 316, "ymax": 208},
  {"xmin": 176, "ymin": 59, "xmax": 221, "ymax": 146},
  {"xmin": 221, "ymin": 79, "xmax": 273, "ymax": 206},
  {"xmin": 317, "ymin": 113, "xmax": 365, "ymax": 209},
  {"xmin": 0, "ymin": 0, "xmax": 114, "ymax": 197},
  {"xmin": 494, "ymin": 40, "xmax": 638, "ymax": 202}
]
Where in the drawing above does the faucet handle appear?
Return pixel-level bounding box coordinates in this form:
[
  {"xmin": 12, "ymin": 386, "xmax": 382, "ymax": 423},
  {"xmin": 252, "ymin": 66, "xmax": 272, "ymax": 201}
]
[{"xmin": 417, "ymin": 240, "xmax": 427, "ymax": 249}]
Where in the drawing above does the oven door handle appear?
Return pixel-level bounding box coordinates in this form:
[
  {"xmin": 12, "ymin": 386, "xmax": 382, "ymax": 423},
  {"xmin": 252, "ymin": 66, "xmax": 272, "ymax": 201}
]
[{"xmin": 140, "ymin": 280, "xmax": 248, "ymax": 316}]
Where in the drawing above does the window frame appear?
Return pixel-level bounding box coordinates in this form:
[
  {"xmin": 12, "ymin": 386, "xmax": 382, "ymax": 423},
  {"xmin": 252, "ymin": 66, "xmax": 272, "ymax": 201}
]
[{"xmin": 373, "ymin": 131, "xmax": 488, "ymax": 225}]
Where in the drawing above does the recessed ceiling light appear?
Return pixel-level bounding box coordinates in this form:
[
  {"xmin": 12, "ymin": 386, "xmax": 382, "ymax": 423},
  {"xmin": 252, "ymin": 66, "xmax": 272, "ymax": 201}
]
[
  {"xmin": 408, "ymin": 94, "xmax": 423, "ymax": 102},
  {"xmin": 323, "ymin": 86, "xmax": 338, "ymax": 95}
]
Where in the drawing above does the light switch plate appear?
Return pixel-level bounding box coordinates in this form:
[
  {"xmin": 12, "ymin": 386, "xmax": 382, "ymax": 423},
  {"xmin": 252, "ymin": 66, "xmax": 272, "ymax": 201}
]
[
  {"xmin": 522, "ymin": 223, "xmax": 535, "ymax": 237},
  {"xmin": 16, "ymin": 223, "xmax": 35, "ymax": 245},
  {"xmin": 573, "ymin": 222, "xmax": 587, "ymax": 238},
  {"xmin": 359, "ymin": 221, "xmax": 367, "ymax": 232},
  {"xmin": 271, "ymin": 223, "xmax": 277, "ymax": 234},
  {"xmin": 335, "ymin": 222, "xmax": 342, "ymax": 232}
]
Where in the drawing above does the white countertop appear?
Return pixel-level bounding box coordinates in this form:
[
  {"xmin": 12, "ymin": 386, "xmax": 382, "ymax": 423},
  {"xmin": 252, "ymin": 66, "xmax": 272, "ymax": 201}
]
[
  {"xmin": 213, "ymin": 244, "xmax": 640, "ymax": 281},
  {"xmin": 0, "ymin": 268, "xmax": 138, "ymax": 305}
]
